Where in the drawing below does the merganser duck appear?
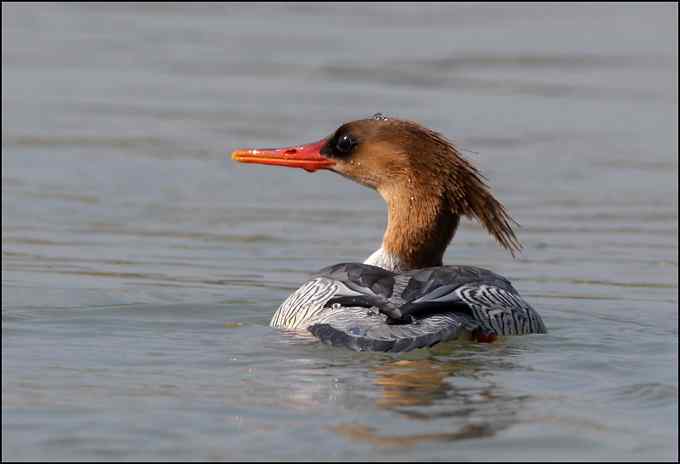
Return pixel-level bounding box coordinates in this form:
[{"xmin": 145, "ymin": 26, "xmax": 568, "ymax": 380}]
[{"xmin": 231, "ymin": 114, "xmax": 546, "ymax": 352}]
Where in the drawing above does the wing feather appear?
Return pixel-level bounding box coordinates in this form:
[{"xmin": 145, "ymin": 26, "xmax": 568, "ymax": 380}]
[{"xmin": 273, "ymin": 263, "xmax": 546, "ymax": 352}]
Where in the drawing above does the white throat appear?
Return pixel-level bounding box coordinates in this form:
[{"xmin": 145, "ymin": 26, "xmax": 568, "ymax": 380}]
[{"xmin": 363, "ymin": 246, "xmax": 404, "ymax": 272}]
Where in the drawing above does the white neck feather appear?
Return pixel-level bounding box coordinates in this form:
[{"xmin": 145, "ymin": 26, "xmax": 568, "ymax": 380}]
[{"xmin": 363, "ymin": 246, "xmax": 404, "ymax": 272}]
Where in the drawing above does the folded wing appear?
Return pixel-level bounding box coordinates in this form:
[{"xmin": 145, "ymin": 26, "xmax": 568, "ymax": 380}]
[{"xmin": 276, "ymin": 263, "xmax": 546, "ymax": 352}]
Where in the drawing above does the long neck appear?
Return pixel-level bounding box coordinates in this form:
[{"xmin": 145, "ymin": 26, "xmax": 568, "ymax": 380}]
[{"xmin": 365, "ymin": 186, "xmax": 460, "ymax": 272}]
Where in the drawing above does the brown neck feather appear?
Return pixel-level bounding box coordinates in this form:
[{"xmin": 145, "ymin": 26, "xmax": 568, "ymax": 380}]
[
  {"xmin": 380, "ymin": 184, "xmax": 460, "ymax": 270},
  {"xmin": 376, "ymin": 121, "xmax": 522, "ymax": 270}
]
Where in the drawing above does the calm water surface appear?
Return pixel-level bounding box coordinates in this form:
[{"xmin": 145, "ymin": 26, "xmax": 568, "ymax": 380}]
[{"xmin": 2, "ymin": 3, "xmax": 678, "ymax": 461}]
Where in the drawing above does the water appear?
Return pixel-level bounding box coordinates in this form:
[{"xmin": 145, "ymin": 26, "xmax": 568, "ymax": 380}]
[{"xmin": 2, "ymin": 3, "xmax": 677, "ymax": 461}]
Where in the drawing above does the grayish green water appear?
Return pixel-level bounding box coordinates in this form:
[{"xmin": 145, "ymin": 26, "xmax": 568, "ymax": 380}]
[{"xmin": 2, "ymin": 3, "xmax": 678, "ymax": 461}]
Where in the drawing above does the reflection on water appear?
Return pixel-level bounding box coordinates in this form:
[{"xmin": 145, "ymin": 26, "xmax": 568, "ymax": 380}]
[
  {"xmin": 332, "ymin": 422, "xmax": 496, "ymax": 448},
  {"xmin": 330, "ymin": 343, "xmax": 533, "ymax": 447},
  {"xmin": 335, "ymin": 358, "xmax": 505, "ymax": 447},
  {"xmin": 374, "ymin": 359, "xmax": 455, "ymax": 409}
]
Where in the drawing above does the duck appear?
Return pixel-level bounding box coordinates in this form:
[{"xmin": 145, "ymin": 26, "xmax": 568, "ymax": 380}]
[{"xmin": 231, "ymin": 113, "xmax": 546, "ymax": 352}]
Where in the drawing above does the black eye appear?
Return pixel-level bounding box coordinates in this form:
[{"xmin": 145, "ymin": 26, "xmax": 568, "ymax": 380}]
[{"xmin": 335, "ymin": 134, "xmax": 356, "ymax": 154}]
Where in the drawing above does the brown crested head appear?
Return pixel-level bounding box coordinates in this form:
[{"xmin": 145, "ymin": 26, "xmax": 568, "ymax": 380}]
[
  {"xmin": 318, "ymin": 114, "xmax": 521, "ymax": 256},
  {"xmin": 232, "ymin": 114, "xmax": 522, "ymax": 261}
]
